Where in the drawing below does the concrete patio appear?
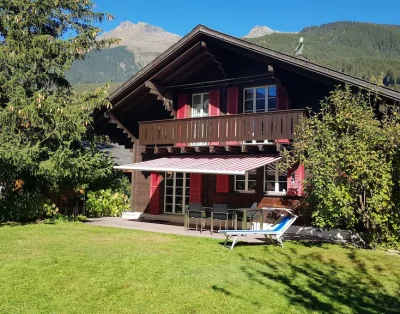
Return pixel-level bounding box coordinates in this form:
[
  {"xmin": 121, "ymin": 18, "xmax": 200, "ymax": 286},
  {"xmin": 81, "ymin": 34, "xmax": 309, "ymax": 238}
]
[
  {"xmin": 84, "ymin": 217, "xmax": 357, "ymax": 247},
  {"xmin": 85, "ymin": 217, "xmax": 268, "ymax": 244}
]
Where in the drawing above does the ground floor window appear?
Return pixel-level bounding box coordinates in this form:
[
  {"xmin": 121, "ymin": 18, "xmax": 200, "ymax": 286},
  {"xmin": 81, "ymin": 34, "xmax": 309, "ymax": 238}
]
[
  {"xmin": 264, "ymin": 162, "xmax": 287, "ymax": 195},
  {"xmin": 234, "ymin": 169, "xmax": 257, "ymax": 192},
  {"xmin": 164, "ymin": 172, "xmax": 190, "ymax": 214}
]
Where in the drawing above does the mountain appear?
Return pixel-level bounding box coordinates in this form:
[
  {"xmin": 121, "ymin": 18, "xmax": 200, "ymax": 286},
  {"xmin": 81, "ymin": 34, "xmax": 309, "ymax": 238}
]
[
  {"xmin": 99, "ymin": 21, "xmax": 181, "ymax": 68},
  {"xmin": 67, "ymin": 21, "xmax": 181, "ymax": 87},
  {"xmin": 248, "ymin": 22, "xmax": 400, "ymax": 89},
  {"xmin": 66, "ymin": 46, "xmax": 139, "ymax": 84},
  {"xmin": 243, "ymin": 25, "xmax": 297, "ymax": 38},
  {"xmin": 244, "ymin": 26, "xmax": 276, "ymax": 38},
  {"xmin": 68, "ymin": 21, "xmax": 400, "ymax": 91}
]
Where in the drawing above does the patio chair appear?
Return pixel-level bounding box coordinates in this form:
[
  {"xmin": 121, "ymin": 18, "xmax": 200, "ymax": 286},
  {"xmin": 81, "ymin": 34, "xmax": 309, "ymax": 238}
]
[
  {"xmin": 235, "ymin": 202, "xmax": 258, "ymax": 230},
  {"xmin": 219, "ymin": 212, "xmax": 298, "ymax": 249},
  {"xmin": 186, "ymin": 202, "xmax": 207, "ymax": 233},
  {"xmin": 210, "ymin": 203, "xmax": 233, "ymax": 235}
]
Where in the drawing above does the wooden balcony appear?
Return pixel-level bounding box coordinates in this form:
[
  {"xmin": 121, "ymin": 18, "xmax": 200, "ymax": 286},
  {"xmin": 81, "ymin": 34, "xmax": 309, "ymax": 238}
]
[{"xmin": 138, "ymin": 109, "xmax": 304, "ymax": 146}]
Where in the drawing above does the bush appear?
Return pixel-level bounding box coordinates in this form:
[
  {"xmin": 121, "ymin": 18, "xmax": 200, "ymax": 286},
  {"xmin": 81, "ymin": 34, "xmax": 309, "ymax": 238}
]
[
  {"xmin": 86, "ymin": 189, "xmax": 130, "ymax": 218},
  {"xmin": 281, "ymin": 87, "xmax": 400, "ymax": 248},
  {"xmin": 43, "ymin": 214, "xmax": 87, "ymax": 224},
  {"xmin": 0, "ymin": 189, "xmax": 46, "ymax": 222}
]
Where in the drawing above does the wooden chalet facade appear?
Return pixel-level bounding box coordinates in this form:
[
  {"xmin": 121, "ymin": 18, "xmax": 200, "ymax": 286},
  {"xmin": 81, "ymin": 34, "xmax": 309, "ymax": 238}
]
[{"xmin": 98, "ymin": 25, "xmax": 400, "ymax": 222}]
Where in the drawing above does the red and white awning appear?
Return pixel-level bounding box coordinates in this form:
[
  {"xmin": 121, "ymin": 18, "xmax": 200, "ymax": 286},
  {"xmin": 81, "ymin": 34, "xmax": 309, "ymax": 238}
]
[{"xmin": 114, "ymin": 155, "xmax": 281, "ymax": 175}]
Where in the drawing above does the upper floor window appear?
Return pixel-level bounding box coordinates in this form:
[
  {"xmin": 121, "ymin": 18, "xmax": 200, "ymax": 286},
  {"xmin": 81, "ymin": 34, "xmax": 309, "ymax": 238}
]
[
  {"xmin": 264, "ymin": 162, "xmax": 287, "ymax": 195},
  {"xmin": 192, "ymin": 93, "xmax": 209, "ymax": 117},
  {"xmin": 243, "ymin": 85, "xmax": 277, "ymax": 113},
  {"xmin": 234, "ymin": 169, "xmax": 257, "ymax": 193}
]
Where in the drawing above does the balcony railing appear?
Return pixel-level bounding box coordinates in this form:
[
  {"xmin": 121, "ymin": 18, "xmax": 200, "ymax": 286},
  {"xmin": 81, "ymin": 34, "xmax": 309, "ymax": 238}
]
[{"xmin": 138, "ymin": 109, "xmax": 304, "ymax": 146}]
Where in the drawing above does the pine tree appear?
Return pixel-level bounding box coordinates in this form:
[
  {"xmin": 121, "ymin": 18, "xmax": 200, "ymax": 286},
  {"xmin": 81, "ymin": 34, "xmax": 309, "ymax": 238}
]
[{"xmin": 0, "ymin": 0, "xmax": 119, "ymax": 220}]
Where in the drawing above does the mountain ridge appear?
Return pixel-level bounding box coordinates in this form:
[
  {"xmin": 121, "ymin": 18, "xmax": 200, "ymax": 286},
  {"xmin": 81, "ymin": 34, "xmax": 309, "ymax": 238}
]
[
  {"xmin": 99, "ymin": 21, "xmax": 181, "ymax": 67},
  {"xmin": 244, "ymin": 25, "xmax": 298, "ymax": 38},
  {"xmin": 67, "ymin": 21, "xmax": 400, "ymax": 91}
]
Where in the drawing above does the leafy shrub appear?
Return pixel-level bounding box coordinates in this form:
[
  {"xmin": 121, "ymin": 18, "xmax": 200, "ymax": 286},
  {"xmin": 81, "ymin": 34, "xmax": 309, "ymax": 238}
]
[
  {"xmin": 281, "ymin": 87, "xmax": 400, "ymax": 248},
  {"xmin": 76, "ymin": 215, "xmax": 87, "ymax": 222},
  {"xmin": 43, "ymin": 214, "xmax": 87, "ymax": 224},
  {"xmin": 86, "ymin": 189, "xmax": 130, "ymax": 218},
  {"xmin": 0, "ymin": 189, "xmax": 46, "ymax": 222},
  {"xmin": 88, "ymin": 171, "xmax": 131, "ymax": 198}
]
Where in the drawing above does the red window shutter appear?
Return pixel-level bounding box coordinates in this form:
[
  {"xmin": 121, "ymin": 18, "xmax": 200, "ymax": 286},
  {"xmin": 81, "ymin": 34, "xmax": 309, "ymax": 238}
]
[
  {"xmin": 216, "ymin": 175, "xmax": 229, "ymax": 193},
  {"xmin": 176, "ymin": 94, "xmax": 188, "ymax": 146},
  {"xmin": 297, "ymin": 164, "xmax": 305, "ymax": 195},
  {"xmin": 177, "ymin": 94, "xmax": 188, "ymax": 119},
  {"xmin": 189, "ymin": 173, "xmax": 202, "ymax": 203},
  {"xmin": 209, "ymin": 90, "xmax": 220, "ymax": 145},
  {"xmin": 227, "ymin": 87, "xmax": 238, "ymax": 115},
  {"xmin": 275, "ymin": 85, "xmax": 290, "ymax": 143},
  {"xmin": 287, "ymin": 165, "xmax": 304, "ymax": 196},
  {"xmin": 277, "ymin": 84, "xmax": 289, "ymax": 110},
  {"xmin": 226, "ymin": 87, "xmax": 238, "ymax": 145},
  {"xmin": 149, "ymin": 172, "xmax": 161, "ymax": 215},
  {"xmin": 209, "ymin": 90, "xmax": 220, "ymax": 116}
]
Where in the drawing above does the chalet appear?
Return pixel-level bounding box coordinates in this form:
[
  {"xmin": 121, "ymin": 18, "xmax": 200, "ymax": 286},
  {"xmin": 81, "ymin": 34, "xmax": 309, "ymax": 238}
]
[{"xmin": 97, "ymin": 25, "xmax": 400, "ymax": 225}]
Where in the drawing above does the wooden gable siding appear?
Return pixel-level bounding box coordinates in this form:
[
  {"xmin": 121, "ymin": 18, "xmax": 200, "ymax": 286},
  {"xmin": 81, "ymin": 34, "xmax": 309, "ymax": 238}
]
[{"xmin": 131, "ymin": 143, "xmax": 151, "ymax": 213}]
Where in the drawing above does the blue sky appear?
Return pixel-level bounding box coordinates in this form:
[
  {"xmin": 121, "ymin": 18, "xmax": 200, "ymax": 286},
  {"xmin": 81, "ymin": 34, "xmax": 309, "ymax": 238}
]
[{"xmin": 94, "ymin": 0, "xmax": 400, "ymax": 36}]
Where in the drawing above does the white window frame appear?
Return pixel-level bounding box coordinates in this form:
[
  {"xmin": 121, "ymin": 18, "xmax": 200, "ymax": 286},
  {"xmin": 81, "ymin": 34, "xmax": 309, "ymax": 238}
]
[
  {"xmin": 192, "ymin": 92, "xmax": 209, "ymax": 117},
  {"xmin": 264, "ymin": 162, "xmax": 287, "ymax": 195},
  {"xmin": 191, "ymin": 93, "xmax": 209, "ymax": 146},
  {"xmin": 234, "ymin": 171, "xmax": 257, "ymax": 193},
  {"xmin": 243, "ymin": 85, "xmax": 277, "ymax": 113},
  {"xmin": 164, "ymin": 172, "xmax": 190, "ymax": 215}
]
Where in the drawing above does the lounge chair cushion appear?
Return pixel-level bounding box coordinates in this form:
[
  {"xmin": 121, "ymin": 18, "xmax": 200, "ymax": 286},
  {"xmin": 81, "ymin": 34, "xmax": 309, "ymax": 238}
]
[{"xmin": 271, "ymin": 216, "xmax": 291, "ymax": 232}]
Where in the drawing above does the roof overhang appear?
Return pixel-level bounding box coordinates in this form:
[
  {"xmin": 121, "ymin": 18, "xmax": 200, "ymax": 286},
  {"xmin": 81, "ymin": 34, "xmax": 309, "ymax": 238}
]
[{"xmin": 114, "ymin": 155, "xmax": 281, "ymax": 175}]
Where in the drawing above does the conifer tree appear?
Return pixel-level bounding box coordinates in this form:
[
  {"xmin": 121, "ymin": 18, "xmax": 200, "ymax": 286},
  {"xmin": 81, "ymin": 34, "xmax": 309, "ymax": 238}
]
[{"xmin": 0, "ymin": 0, "xmax": 119, "ymax": 219}]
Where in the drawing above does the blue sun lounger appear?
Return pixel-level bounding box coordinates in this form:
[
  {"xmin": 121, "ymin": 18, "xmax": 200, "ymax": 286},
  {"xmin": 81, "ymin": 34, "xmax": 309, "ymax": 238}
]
[{"xmin": 219, "ymin": 213, "xmax": 297, "ymax": 249}]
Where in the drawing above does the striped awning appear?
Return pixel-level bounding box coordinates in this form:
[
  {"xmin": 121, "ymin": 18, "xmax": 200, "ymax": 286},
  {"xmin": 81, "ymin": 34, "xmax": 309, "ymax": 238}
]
[{"xmin": 114, "ymin": 155, "xmax": 281, "ymax": 175}]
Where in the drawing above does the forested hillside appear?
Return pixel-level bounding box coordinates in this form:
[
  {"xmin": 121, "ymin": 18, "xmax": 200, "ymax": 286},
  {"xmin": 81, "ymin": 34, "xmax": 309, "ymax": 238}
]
[
  {"xmin": 249, "ymin": 22, "xmax": 400, "ymax": 89},
  {"xmin": 66, "ymin": 46, "xmax": 140, "ymax": 84},
  {"xmin": 68, "ymin": 21, "xmax": 400, "ymax": 91}
]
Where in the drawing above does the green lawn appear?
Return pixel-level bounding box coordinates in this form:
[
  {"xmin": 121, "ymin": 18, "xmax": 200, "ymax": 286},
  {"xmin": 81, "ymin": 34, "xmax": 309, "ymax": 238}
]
[{"xmin": 0, "ymin": 223, "xmax": 399, "ymax": 314}]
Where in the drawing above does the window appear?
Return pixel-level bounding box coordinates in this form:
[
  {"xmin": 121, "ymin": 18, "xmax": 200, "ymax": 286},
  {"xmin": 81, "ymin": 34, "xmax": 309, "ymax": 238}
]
[
  {"xmin": 192, "ymin": 93, "xmax": 209, "ymax": 117},
  {"xmin": 234, "ymin": 169, "xmax": 257, "ymax": 192},
  {"xmin": 164, "ymin": 172, "xmax": 190, "ymax": 214},
  {"xmin": 264, "ymin": 162, "xmax": 287, "ymax": 194},
  {"xmin": 243, "ymin": 85, "xmax": 277, "ymax": 113},
  {"xmin": 191, "ymin": 93, "xmax": 209, "ymax": 145}
]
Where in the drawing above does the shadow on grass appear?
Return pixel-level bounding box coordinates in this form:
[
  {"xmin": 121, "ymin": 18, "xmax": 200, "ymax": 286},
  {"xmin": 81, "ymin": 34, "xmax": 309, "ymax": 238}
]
[
  {"xmin": 211, "ymin": 285, "xmax": 261, "ymax": 307},
  {"xmin": 218, "ymin": 235, "xmax": 335, "ymax": 249},
  {"xmin": 214, "ymin": 246, "xmax": 400, "ymax": 313}
]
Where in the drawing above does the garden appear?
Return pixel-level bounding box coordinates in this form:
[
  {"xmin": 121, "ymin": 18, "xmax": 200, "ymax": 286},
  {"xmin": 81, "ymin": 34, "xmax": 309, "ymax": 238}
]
[
  {"xmin": 0, "ymin": 2, "xmax": 400, "ymax": 313},
  {"xmin": 0, "ymin": 222, "xmax": 399, "ymax": 314}
]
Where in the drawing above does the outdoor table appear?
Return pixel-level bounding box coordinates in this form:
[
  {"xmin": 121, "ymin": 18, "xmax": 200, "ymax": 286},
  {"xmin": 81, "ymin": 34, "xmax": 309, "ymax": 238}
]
[
  {"xmin": 228, "ymin": 208, "xmax": 262, "ymax": 230},
  {"xmin": 184, "ymin": 206, "xmax": 213, "ymax": 231},
  {"xmin": 227, "ymin": 207, "xmax": 288, "ymax": 230}
]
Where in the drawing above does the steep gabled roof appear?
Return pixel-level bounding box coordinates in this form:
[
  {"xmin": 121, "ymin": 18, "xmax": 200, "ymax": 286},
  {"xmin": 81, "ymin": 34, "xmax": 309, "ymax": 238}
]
[{"xmin": 110, "ymin": 24, "xmax": 400, "ymax": 108}]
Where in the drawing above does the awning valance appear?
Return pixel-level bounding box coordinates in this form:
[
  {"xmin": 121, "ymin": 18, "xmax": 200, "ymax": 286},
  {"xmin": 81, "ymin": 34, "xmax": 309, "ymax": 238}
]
[{"xmin": 114, "ymin": 155, "xmax": 281, "ymax": 175}]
